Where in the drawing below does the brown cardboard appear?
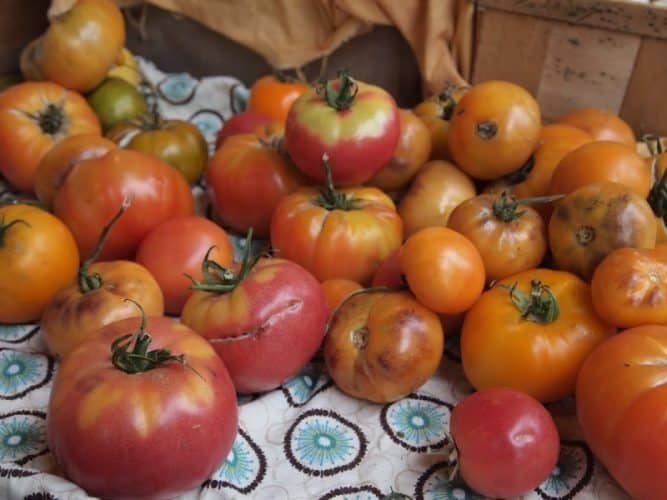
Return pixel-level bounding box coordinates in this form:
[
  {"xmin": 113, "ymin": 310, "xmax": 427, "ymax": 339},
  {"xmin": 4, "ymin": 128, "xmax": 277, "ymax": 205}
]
[{"xmin": 0, "ymin": 0, "xmax": 50, "ymax": 74}]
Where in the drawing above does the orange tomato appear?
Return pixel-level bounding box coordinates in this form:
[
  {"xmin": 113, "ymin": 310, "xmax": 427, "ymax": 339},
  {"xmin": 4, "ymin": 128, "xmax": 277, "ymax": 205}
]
[
  {"xmin": 247, "ymin": 75, "xmax": 310, "ymax": 124},
  {"xmin": 555, "ymin": 107, "xmax": 636, "ymax": 148},
  {"xmin": 320, "ymin": 279, "xmax": 363, "ymax": 315}
]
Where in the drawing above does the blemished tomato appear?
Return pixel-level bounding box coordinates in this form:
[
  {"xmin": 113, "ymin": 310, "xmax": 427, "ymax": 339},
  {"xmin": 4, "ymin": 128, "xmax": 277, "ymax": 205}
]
[
  {"xmin": 399, "ymin": 227, "xmax": 485, "ymax": 314},
  {"xmin": 0, "ymin": 204, "xmax": 80, "ymax": 324},
  {"xmin": 450, "ymin": 387, "xmax": 560, "ymax": 498},
  {"xmin": 53, "ymin": 148, "xmax": 194, "ymax": 261},
  {"xmin": 86, "ymin": 77, "xmax": 148, "ymax": 132},
  {"xmin": 591, "ymin": 246, "xmax": 667, "ymax": 328},
  {"xmin": 555, "ymin": 107, "xmax": 636, "ymax": 148},
  {"xmin": 0, "ymin": 81, "xmax": 101, "ymax": 192},
  {"xmin": 397, "ymin": 160, "xmax": 477, "ymax": 238},
  {"xmin": 576, "ymin": 325, "xmax": 667, "ymax": 500},
  {"xmin": 215, "ymin": 110, "xmax": 273, "ymax": 149},
  {"xmin": 206, "ymin": 133, "xmax": 306, "ymax": 238},
  {"xmin": 366, "ymin": 109, "xmax": 432, "ymax": 192},
  {"xmin": 285, "ymin": 71, "xmax": 400, "ymax": 186},
  {"xmin": 247, "ymin": 74, "xmax": 310, "ymax": 124},
  {"xmin": 47, "ymin": 315, "xmax": 238, "ymax": 500},
  {"xmin": 181, "ymin": 239, "xmax": 329, "ymax": 394},
  {"xmin": 548, "ymin": 181, "xmax": 657, "ymax": 281},
  {"xmin": 447, "ymin": 80, "xmax": 541, "ymax": 180},
  {"xmin": 320, "ymin": 278, "xmax": 362, "ymax": 315},
  {"xmin": 324, "ymin": 289, "xmax": 444, "ymax": 403},
  {"xmin": 135, "ymin": 216, "xmax": 235, "ymax": 316},
  {"xmin": 461, "ymin": 268, "xmax": 615, "ymax": 402},
  {"xmin": 447, "ymin": 191, "xmax": 548, "ymax": 282},
  {"xmin": 34, "ymin": 134, "xmax": 116, "ymax": 208}
]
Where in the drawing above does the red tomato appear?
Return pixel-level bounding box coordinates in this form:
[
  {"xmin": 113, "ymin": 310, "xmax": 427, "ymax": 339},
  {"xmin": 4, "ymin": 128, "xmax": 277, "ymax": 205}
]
[
  {"xmin": 215, "ymin": 110, "xmax": 273, "ymax": 149},
  {"xmin": 371, "ymin": 249, "xmax": 403, "ymax": 288},
  {"xmin": 285, "ymin": 71, "xmax": 400, "ymax": 186},
  {"xmin": 450, "ymin": 387, "xmax": 560, "ymax": 498},
  {"xmin": 47, "ymin": 315, "xmax": 238, "ymax": 500}
]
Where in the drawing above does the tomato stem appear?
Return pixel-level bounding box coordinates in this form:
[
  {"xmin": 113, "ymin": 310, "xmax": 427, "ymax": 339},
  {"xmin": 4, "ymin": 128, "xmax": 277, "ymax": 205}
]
[
  {"xmin": 648, "ymin": 167, "xmax": 667, "ymax": 224},
  {"xmin": 498, "ymin": 279, "xmax": 559, "ymax": 323},
  {"xmin": 492, "ymin": 191, "xmax": 565, "ymax": 222},
  {"xmin": 499, "ymin": 155, "xmax": 535, "ymax": 186},
  {"xmin": 315, "ymin": 154, "xmax": 359, "ymax": 211},
  {"xmin": 643, "ymin": 133, "xmax": 664, "ymax": 156},
  {"xmin": 27, "ymin": 103, "xmax": 65, "ymax": 136},
  {"xmin": 317, "ymin": 70, "xmax": 358, "ymax": 111},
  {"xmin": 0, "ymin": 217, "xmax": 30, "ymax": 248},
  {"xmin": 435, "ymin": 83, "xmax": 465, "ymax": 121}
]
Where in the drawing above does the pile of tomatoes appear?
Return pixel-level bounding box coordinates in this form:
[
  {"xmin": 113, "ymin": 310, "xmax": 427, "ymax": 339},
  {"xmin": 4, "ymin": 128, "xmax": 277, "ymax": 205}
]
[{"xmin": 1, "ymin": 0, "xmax": 667, "ymax": 499}]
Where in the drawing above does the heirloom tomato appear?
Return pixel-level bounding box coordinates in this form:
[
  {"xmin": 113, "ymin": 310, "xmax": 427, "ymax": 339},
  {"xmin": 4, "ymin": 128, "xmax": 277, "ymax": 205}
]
[
  {"xmin": 247, "ymin": 74, "xmax": 309, "ymax": 124},
  {"xmin": 591, "ymin": 246, "xmax": 667, "ymax": 328},
  {"xmin": 270, "ymin": 158, "xmax": 403, "ymax": 285},
  {"xmin": 285, "ymin": 71, "xmax": 400, "ymax": 186},
  {"xmin": 447, "ymin": 80, "xmax": 541, "ymax": 180},
  {"xmin": 576, "ymin": 325, "xmax": 667, "ymax": 500},
  {"xmin": 321, "ymin": 279, "xmax": 362, "ymax": 315},
  {"xmin": 0, "ymin": 204, "xmax": 79, "ymax": 324},
  {"xmin": 324, "ymin": 289, "xmax": 444, "ymax": 403},
  {"xmin": 555, "ymin": 107, "xmax": 636, "ymax": 148},
  {"xmin": 447, "ymin": 191, "xmax": 549, "ymax": 282},
  {"xmin": 181, "ymin": 234, "xmax": 329, "ymax": 394},
  {"xmin": 53, "ymin": 148, "xmax": 194, "ymax": 260},
  {"xmin": 215, "ymin": 110, "xmax": 273, "ymax": 149},
  {"xmin": 135, "ymin": 215, "xmax": 234, "ymax": 316},
  {"xmin": 86, "ymin": 77, "xmax": 148, "ymax": 132},
  {"xmin": 450, "ymin": 387, "xmax": 560, "ymax": 499},
  {"xmin": 399, "ymin": 227, "xmax": 485, "ymax": 314},
  {"xmin": 20, "ymin": 0, "xmax": 125, "ymax": 93},
  {"xmin": 549, "ymin": 181, "xmax": 656, "ymax": 281},
  {"xmin": 397, "ymin": 160, "xmax": 476, "ymax": 238},
  {"xmin": 0, "ymin": 81, "xmax": 101, "ymax": 192},
  {"xmin": 48, "ymin": 314, "xmax": 238, "ymax": 500},
  {"xmin": 371, "ymin": 249, "xmax": 403, "ymax": 288},
  {"xmin": 460, "ymin": 268, "xmax": 615, "ymax": 402},
  {"xmin": 206, "ymin": 133, "xmax": 306, "ymax": 238}
]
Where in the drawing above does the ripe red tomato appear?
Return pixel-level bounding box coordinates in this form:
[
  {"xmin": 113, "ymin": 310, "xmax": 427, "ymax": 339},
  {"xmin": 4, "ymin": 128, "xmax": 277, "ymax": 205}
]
[
  {"xmin": 47, "ymin": 315, "xmax": 238, "ymax": 500},
  {"xmin": 285, "ymin": 71, "xmax": 400, "ymax": 186},
  {"xmin": 215, "ymin": 110, "xmax": 273, "ymax": 149}
]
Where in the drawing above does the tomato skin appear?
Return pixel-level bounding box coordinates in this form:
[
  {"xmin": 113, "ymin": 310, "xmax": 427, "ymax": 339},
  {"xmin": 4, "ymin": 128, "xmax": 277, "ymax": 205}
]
[
  {"xmin": 556, "ymin": 107, "xmax": 636, "ymax": 148},
  {"xmin": 461, "ymin": 268, "xmax": 615, "ymax": 402},
  {"xmin": 86, "ymin": 77, "xmax": 148, "ymax": 132},
  {"xmin": 0, "ymin": 204, "xmax": 80, "ymax": 324},
  {"xmin": 324, "ymin": 290, "xmax": 444, "ymax": 403},
  {"xmin": 53, "ymin": 149, "xmax": 194, "ymax": 261},
  {"xmin": 215, "ymin": 110, "xmax": 273, "ymax": 149},
  {"xmin": 181, "ymin": 257, "xmax": 329, "ymax": 394},
  {"xmin": 47, "ymin": 316, "xmax": 238, "ymax": 500},
  {"xmin": 450, "ymin": 387, "xmax": 560, "ymax": 498},
  {"xmin": 206, "ymin": 133, "xmax": 305, "ymax": 238},
  {"xmin": 320, "ymin": 279, "xmax": 362, "ymax": 315},
  {"xmin": 371, "ymin": 249, "xmax": 403, "ymax": 288},
  {"xmin": 0, "ymin": 81, "xmax": 101, "ymax": 192},
  {"xmin": 576, "ymin": 325, "xmax": 667, "ymax": 500},
  {"xmin": 135, "ymin": 216, "xmax": 234, "ymax": 316},
  {"xmin": 246, "ymin": 75, "xmax": 309, "ymax": 124}
]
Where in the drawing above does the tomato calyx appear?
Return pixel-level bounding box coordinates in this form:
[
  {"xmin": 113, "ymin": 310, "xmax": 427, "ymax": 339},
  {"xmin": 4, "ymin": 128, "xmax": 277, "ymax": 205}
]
[
  {"xmin": 475, "ymin": 120, "xmax": 498, "ymax": 140},
  {"xmin": 24, "ymin": 103, "xmax": 66, "ymax": 136},
  {"xmin": 0, "ymin": 217, "xmax": 30, "ymax": 247},
  {"xmin": 647, "ymin": 168, "xmax": 667, "ymax": 224},
  {"xmin": 434, "ymin": 83, "xmax": 463, "ymax": 121},
  {"xmin": 499, "ymin": 279, "xmax": 560, "ymax": 323},
  {"xmin": 317, "ymin": 70, "xmax": 358, "ymax": 111},
  {"xmin": 575, "ymin": 225, "xmax": 596, "ymax": 246},
  {"xmin": 315, "ymin": 154, "xmax": 359, "ymax": 211},
  {"xmin": 492, "ymin": 191, "xmax": 565, "ymax": 222}
]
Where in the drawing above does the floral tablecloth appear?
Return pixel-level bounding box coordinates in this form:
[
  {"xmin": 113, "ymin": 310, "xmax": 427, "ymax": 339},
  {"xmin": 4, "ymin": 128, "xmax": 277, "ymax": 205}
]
[{"xmin": 0, "ymin": 59, "xmax": 630, "ymax": 500}]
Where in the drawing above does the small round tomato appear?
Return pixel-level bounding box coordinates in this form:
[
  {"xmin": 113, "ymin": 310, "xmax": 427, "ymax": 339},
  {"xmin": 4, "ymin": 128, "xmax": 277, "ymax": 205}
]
[
  {"xmin": 135, "ymin": 216, "xmax": 235, "ymax": 316},
  {"xmin": 86, "ymin": 77, "xmax": 148, "ymax": 132},
  {"xmin": 247, "ymin": 74, "xmax": 310, "ymax": 124},
  {"xmin": 397, "ymin": 160, "xmax": 477, "ymax": 238},
  {"xmin": 555, "ymin": 107, "xmax": 636, "ymax": 148},
  {"xmin": 461, "ymin": 269, "xmax": 615, "ymax": 402},
  {"xmin": 215, "ymin": 110, "xmax": 273, "ymax": 149},
  {"xmin": 320, "ymin": 278, "xmax": 362, "ymax": 315},
  {"xmin": 0, "ymin": 204, "xmax": 80, "ymax": 324},
  {"xmin": 447, "ymin": 80, "xmax": 541, "ymax": 180},
  {"xmin": 399, "ymin": 227, "xmax": 485, "ymax": 314},
  {"xmin": 48, "ymin": 315, "xmax": 238, "ymax": 500},
  {"xmin": 324, "ymin": 290, "xmax": 444, "ymax": 403},
  {"xmin": 450, "ymin": 387, "xmax": 560, "ymax": 498},
  {"xmin": 549, "ymin": 181, "xmax": 657, "ymax": 281}
]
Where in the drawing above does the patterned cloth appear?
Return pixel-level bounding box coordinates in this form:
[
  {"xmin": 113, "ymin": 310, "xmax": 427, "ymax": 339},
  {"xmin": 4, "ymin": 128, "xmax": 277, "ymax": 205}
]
[{"xmin": 0, "ymin": 59, "xmax": 630, "ymax": 500}]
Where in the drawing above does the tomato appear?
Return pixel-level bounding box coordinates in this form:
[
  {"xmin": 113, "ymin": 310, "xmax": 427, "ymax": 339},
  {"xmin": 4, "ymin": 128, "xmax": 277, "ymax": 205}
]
[
  {"xmin": 0, "ymin": 204, "xmax": 80, "ymax": 324},
  {"xmin": 576, "ymin": 324, "xmax": 667, "ymax": 500},
  {"xmin": 591, "ymin": 246, "xmax": 667, "ymax": 328},
  {"xmin": 285, "ymin": 71, "xmax": 400, "ymax": 186},
  {"xmin": 135, "ymin": 215, "xmax": 234, "ymax": 316},
  {"xmin": 34, "ymin": 134, "xmax": 116, "ymax": 208},
  {"xmin": 371, "ymin": 249, "xmax": 403, "ymax": 288},
  {"xmin": 181, "ymin": 239, "xmax": 329, "ymax": 394},
  {"xmin": 447, "ymin": 191, "xmax": 549, "ymax": 282},
  {"xmin": 397, "ymin": 160, "xmax": 476, "ymax": 238},
  {"xmin": 461, "ymin": 268, "xmax": 615, "ymax": 402},
  {"xmin": 47, "ymin": 314, "xmax": 238, "ymax": 500},
  {"xmin": 0, "ymin": 81, "xmax": 101, "ymax": 192},
  {"xmin": 86, "ymin": 77, "xmax": 148, "ymax": 132},
  {"xmin": 106, "ymin": 47, "xmax": 142, "ymax": 88},
  {"xmin": 20, "ymin": 0, "xmax": 125, "ymax": 93},
  {"xmin": 366, "ymin": 109, "xmax": 432, "ymax": 192},
  {"xmin": 555, "ymin": 107, "xmax": 636, "ymax": 148},
  {"xmin": 206, "ymin": 133, "xmax": 305, "ymax": 238},
  {"xmin": 550, "ymin": 141, "xmax": 651, "ymax": 199},
  {"xmin": 270, "ymin": 161, "xmax": 403, "ymax": 285},
  {"xmin": 215, "ymin": 110, "xmax": 273, "ymax": 149},
  {"xmin": 324, "ymin": 289, "xmax": 444, "ymax": 403},
  {"xmin": 450, "ymin": 387, "xmax": 560, "ymax": 498},
  {"xmin": 399, "ymin": 227, "xmax": 485, "ymax": 314},
  {"xmin": 447, "ymin": 80, "xmax": 541, "ymax": 180},
  {"xmin": 53, "ymin": 148, "xmax": 194, "ymax": 261},
  {"xmin": 548, "ymin": 181, "xmax": 657, "ymax": 281},
  {"xmin": 247, "ymin": 74, "xmax": 310, "ymax": 124},
  {"xmin": 320, "ymin": 279, "xmax": 362, "ymax": 315}
]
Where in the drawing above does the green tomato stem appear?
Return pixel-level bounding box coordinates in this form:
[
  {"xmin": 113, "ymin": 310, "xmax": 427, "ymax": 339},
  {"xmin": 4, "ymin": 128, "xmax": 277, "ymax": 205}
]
[
  {"xmin": 497, "ymin": 279, "xmax": 559, "ymax": 324},
  {"xmin": 314, "ymin": 154, "xmax": 359, "ymax": 211}
]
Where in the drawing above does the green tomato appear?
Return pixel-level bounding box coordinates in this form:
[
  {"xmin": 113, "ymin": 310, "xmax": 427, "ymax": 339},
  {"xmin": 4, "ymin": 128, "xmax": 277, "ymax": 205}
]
[{"xmin": 87, "ymin": 77, "xmax": 147, "ymax": 131}]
